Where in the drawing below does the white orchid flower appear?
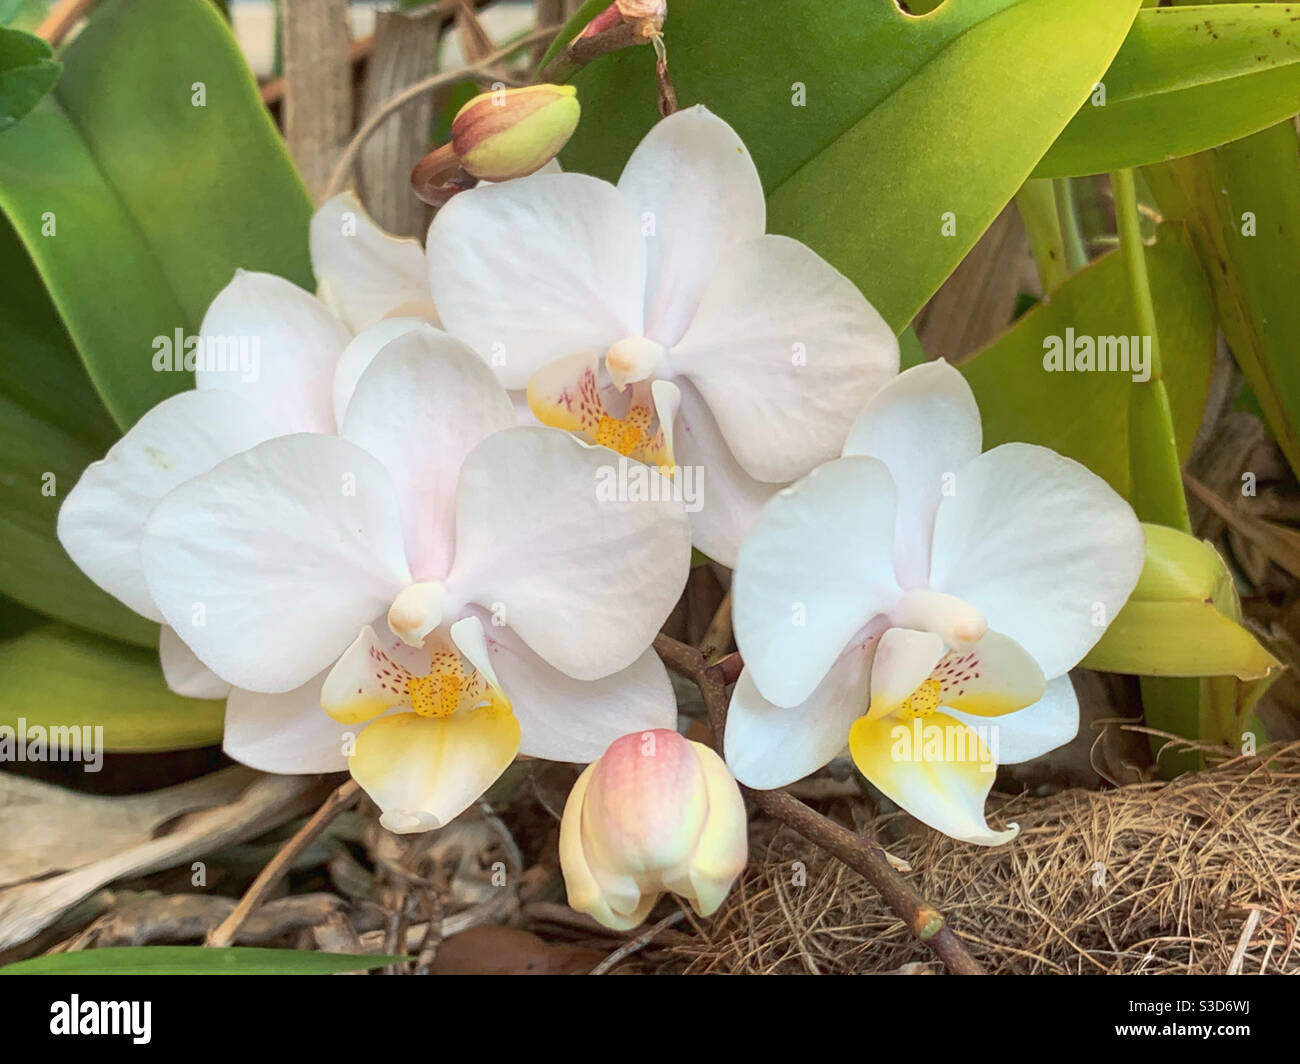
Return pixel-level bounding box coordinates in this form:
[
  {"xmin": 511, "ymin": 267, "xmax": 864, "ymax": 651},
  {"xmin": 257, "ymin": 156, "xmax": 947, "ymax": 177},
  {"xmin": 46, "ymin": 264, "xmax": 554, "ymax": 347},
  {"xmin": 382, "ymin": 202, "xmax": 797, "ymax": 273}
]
[
  {"xmin": 58, "ymin": 269, "xmax": 353, "ymax": 702},
  {"xmin": 424, "ymin": 105, "xmax": 899, "ymax": 566},
  {"xmin": 133, "ymin": 327, "xmax": 691, "ymax": 831},
  {"xmin": 725, "ymin": 360, "xmax": 1145, "ymax": 845}
]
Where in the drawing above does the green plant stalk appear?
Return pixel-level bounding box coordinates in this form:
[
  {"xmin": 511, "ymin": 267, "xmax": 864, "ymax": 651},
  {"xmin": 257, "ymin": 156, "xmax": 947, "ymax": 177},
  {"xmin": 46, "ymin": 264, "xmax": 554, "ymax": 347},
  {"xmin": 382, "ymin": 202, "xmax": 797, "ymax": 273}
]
[
  {"xmin": 1054, "ymin": 177, "xmax": 1089, "ymax": 272},
  {"xmin": 1015, "ymin": 178, "xmax": 1069, "ymax": 293},
  {"xmin": 1114, "ymin": 167, "xmax": 1199, "ymax": 772},
  {"xmin": 1112, "ymin": 168, "xmax": 1191, "ymax": 533}
]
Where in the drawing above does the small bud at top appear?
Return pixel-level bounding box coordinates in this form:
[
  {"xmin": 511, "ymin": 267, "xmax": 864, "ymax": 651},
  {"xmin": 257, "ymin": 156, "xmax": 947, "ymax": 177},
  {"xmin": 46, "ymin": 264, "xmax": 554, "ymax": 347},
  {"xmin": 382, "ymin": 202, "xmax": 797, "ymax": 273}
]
[{"xmin": 450, "ymin": 84, "xmax": 580, "ymax": 183}]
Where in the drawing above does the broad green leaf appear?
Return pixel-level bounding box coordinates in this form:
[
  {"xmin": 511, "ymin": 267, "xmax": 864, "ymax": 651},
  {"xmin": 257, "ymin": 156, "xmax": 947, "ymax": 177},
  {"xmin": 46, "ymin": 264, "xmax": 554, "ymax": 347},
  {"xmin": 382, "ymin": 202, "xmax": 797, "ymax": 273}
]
[
  {"xmin": 1083, "ymin": 524, "xmax": 1280, "ymax": 681},
  {"xmin": 0, "ymin": 0, "xmax": 314, "ymax": 430},
  {"xmin": 563, "ymin": 0, "xmax": 1142, "ymax": 330},
  {"xmin": 0, "ymin": 25, "xmax": 58, "ymax": 131},
  {"xmin": 1036, "ymin": 5, "xmax": 1300, "ymax": 177},
  {"xmin": 1146, "ymin": 120, "xmax": 1300, "ymax": 480},
  {"xmin": 0, "ymin": 625, "xmax": 224, "ymax": 751},
  {"xmin": 0, "ymin": 947, "xmax": 406, "ymax": 975},
  {"xmin": 0, "ymin": 216, "xmax": 157, "ymax": 646},
  {"xmin": 958, "ymin": 224, "xmax": 1213, "ymax": 501}
]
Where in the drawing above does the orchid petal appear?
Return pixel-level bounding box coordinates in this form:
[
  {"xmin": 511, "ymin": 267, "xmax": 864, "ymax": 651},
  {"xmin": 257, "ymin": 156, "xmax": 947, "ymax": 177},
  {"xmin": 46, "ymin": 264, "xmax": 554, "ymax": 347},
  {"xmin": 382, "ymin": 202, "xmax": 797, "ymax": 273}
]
[
  {"xmin": 349, "ymin": 706, "xmax": 520, "ymax": 833},
  {"xmin": 223, "ymin": 671, "xmax": 361, "ymax": 774},
  {"xmin": 931, "ymin": 629, "xmax": 1046, "ymax": 718},
  {"xmin": 678, "ymin": 741, "xmax": 749, "ymax": 916},
  {"xmin": 332, "ymin": 316, "xmax": 426, "ymax": 428},
  {"xmin": 158, "ymin": 626, "xmax": 231, "ymax": 699},
  {"xmin": 559, "ymin": 763, "xmax": 657, "ymax": 931},
  {"xmin": 928, "ymin": 443, "xmax": 1145, "ymax": 678},
  {"xmin": 670, "ymin": 234, "xmax": 898, "ymax": 484},
  {"xmin": 866, "ymin": 627, "xmax": 946, "ymax": 722},
  {"xmin": 946, "ymin": 674, "xmax": 1080, "ymax": 765},
  {"xmin": 724, "ymin": 625, "xmax": 880, "ymax": 790},
  {"xmin": 617, "ymin": 105, "xmax": 765, "ymax": 346},
  {"xmin": 57, "ymin": 389, "xmax": 273, "ymax": 621},
  {"xmin": 734, "ymin": 456, "xmax": 901, "ymax": 708},
  {"xmin": 482, "ymin": 623, "xmax": 675, "ymax": 762},
  {"xmin": 671, "ymin": 380, "xmax": 781, "ymax": 569},
  {"xmin": 310, "ymin": 192, "xmax": 434, "ymax": 333},
  {"xmin": 196, "ymin": 270, "xmax": 349, "ymax": 434},
  {"xmin": 841, "ymin": 360, "xmax": 981, "ymax": 588},
  {"xmin": 141, "ymin": 434, "xmax": 412, "ymax": 693},
  {"xmin": 427, "ymin": 173, "xmax": 646, "ymax": 389},
  {"xmin": 446, "ymin": 426, "xmax": 690, "ymax": 681},
  {"xmin": 342, "ymin": 326, "xmax": 515, "ymax": 579},
  {"xmin": 849, "ymin": 712, "xmax": 1018, "ymax": 845}
]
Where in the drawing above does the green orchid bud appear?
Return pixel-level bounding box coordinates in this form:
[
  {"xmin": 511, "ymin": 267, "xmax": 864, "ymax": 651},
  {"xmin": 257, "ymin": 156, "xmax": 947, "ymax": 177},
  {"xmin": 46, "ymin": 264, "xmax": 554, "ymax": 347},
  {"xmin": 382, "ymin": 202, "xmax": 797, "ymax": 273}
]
[{"xmin": 451, "ymin": 84, "xmax": 580, "ymax": 182}]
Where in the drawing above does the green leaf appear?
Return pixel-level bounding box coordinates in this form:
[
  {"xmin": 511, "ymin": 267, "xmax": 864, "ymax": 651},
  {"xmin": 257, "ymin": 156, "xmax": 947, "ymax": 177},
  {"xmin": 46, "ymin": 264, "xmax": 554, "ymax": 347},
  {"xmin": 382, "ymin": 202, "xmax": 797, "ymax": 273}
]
[
  {"xmin": 563, "ymin": 0, "xmax": 1142, "ymax": 330},
  {"xmin": 1145, "ymin": 120, "xmax": 1300, "ymax": 480},
  {"xmin": 0, "ymin": 947, "xmax": 407, "ymax": 975},
  {"xmin": 1036, "ymin": 5, "xmax": 1300, "ymax": 177},
  {"xmin": 0, "ymin": 216, "xmax": 156, "ymax": 646},
  {"xmin": 958, "ymin": 223, "xmax": 1214, "ymax": 501},
  {"xmin": 537, "ymin": 0, "xmax": 609, "ymax": 72},
  {"xmin": 0, "ymin": 625, "xmax": 224, "ymax": 751},
  {"xmin": 0, "ymin": 0, "xmax": 314, "ymax": 430},
  {"xmin": 0, "ymin": 25, "xmax": 58, "ymax": 132},
  {"xmin": 1083, "ymin": 524, "xmax": 1280, "ymax": 681}
]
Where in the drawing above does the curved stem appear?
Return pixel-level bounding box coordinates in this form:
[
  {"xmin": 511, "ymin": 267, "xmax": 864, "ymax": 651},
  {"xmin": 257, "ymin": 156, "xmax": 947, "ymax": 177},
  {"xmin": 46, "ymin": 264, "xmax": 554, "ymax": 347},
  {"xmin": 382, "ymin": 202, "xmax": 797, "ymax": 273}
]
[{"xmin": 321, "ymin": 25, "xmax": 561, "ymax": 203}]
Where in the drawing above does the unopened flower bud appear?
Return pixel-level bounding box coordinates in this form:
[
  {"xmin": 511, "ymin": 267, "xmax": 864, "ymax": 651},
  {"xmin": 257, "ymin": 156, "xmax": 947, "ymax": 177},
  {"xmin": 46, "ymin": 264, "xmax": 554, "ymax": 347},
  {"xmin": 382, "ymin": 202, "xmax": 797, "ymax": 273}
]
[
  {"xmin": 451, "ymin": 84, "xmax": 580, "ymax": 182},
  {"xmin": 560, "ymin": 728, "xmax": 748, "ymax": 930}
]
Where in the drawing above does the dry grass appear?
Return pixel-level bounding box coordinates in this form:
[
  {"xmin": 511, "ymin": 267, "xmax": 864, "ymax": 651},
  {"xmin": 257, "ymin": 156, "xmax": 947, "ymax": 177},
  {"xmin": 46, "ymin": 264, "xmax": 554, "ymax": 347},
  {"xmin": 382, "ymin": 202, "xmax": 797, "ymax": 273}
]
[{"xmin": 670, "ymin": 743, "xmax": 1300, "ymax": 974}]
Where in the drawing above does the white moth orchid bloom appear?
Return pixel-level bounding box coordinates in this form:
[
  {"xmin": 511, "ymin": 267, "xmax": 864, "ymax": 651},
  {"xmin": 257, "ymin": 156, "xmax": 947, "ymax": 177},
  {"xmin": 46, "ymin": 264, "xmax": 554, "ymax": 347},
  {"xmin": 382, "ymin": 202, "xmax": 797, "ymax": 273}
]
[
  {"xmin": 726, "ymin": 360, "xmax": 1145, "ymax": 845},
  {"xmin": 137, "ymin": 327, "xmax": 692, "ymax": 831},
  {"xmin": 58, "ymin": 269, "xmax": 353, "ymax": 702},
  {"xmin": 425, "ymin": 105, "xmax": 899, "ymax": 566}
]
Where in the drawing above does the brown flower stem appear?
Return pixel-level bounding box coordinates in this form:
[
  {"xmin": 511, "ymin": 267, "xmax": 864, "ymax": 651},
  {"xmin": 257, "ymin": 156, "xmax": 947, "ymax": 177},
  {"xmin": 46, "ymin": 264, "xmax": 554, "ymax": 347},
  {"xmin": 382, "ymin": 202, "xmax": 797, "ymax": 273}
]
[
  {"xmin": 536, "ymin": 16, "xmax": 663, "ymax": 84},
  {"xmin": 652, "ymin": 633, "xmax": 986, "ymax": 975},
  {"xmin": 206, "ymin": 777, "xmax": 361, "ymax": 948}
]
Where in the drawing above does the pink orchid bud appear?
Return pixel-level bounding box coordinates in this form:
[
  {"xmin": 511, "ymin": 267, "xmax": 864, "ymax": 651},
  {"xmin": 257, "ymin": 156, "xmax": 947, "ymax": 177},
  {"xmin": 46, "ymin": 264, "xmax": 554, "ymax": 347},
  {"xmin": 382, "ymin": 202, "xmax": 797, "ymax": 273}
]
[
  {"xmin": 560, "ymin": 728, "xmax": 748, "ymax": 930},
  {"xmin": 450, "ymin": 84, "xmax": 580, "ymax": 182}
]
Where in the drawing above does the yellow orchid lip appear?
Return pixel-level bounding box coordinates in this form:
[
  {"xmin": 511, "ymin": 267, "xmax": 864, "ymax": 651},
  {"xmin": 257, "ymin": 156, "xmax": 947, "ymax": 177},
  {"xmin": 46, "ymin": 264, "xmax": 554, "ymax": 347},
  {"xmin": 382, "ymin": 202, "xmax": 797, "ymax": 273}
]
[{"xmin": 526, "ymin": 352, "xmax": 678, "ymax": 469}]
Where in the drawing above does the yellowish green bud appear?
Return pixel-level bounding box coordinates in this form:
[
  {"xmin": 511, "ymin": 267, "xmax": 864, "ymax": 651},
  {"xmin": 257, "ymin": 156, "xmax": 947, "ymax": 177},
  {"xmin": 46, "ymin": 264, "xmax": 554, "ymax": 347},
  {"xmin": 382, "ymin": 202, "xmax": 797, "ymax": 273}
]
[{"xmin": 451, "ymin": 84, "xmax": 580, "ymax": 182}]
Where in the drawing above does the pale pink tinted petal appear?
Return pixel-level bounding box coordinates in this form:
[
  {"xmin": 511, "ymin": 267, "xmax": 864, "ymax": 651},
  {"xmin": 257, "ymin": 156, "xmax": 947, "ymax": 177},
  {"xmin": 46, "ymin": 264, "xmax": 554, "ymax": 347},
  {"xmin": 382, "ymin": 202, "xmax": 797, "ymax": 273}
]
[
  {"xmin": 617, "ymin": 106, "xmax": 765, "ymax": 346},
  {"xmin": 332, "ymin": 317, "xmax": 426, "ymax": 428},
  {"xmin": 342, "ymin": 326, "xmax": 515, "ymax": 580}
]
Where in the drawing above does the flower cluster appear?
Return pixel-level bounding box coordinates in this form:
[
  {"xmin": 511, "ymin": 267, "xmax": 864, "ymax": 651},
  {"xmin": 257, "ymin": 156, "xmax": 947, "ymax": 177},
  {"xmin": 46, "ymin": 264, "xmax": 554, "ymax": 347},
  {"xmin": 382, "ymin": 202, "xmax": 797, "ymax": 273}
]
[{"xmin": 58, "ymin": 104, "xmax": 1140, "ymax": 928}]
